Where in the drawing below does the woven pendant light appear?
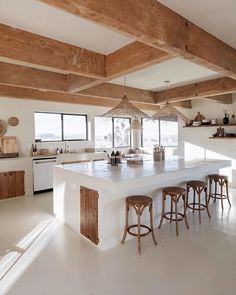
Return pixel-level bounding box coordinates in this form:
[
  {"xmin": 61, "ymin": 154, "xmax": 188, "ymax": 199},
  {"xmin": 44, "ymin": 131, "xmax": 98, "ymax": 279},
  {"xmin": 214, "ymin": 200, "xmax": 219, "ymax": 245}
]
[
  {"xmin": 102, "ymin": 76, "xmax": 150, "ymax": 119},
  {"xmin": 152, "ymin": 102, "xmax": 189, "ymax": 122},
  {"xmin": 102, "ymin": 93, "xmax": 150, "ymax": 118}
]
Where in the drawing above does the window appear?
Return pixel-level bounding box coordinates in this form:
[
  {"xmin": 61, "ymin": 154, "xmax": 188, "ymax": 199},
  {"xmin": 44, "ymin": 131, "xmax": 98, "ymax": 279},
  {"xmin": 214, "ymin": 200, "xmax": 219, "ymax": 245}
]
[
  {"xmin": 63, "ymin": 114, "xmax": 87, "ymax": 140},
  {"xmin": 35, "ymin": 112, "xmax": 62, "ymax": 142},
  {"xmin": 94, "ymin": 117, "xmax": 113, "ymax": 148},
  {"xmin": 142, "ymin": 119, "xmax": 159, "ymax": 147},
  {"xmin": 142, "ymin": 118, "xmax": 178, "ymax": 147},
  {"xmin": 34, "ymin": 112, "xmax": 87, "ymax": 142},
  {"xmin": 113, "ymin": 118, "xmax": 131, "ymax": 148},
  {"xmin": 95, "ymin": 117, "xmax": 131, "ymax": 148},
  {"xmin": 160, "ymin": 119, "xmax": 178, "ymax": 147}
]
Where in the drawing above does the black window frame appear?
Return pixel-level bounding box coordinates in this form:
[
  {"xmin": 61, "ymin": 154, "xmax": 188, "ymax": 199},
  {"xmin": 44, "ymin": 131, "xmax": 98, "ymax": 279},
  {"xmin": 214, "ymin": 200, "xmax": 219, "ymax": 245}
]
[
  {"xmin": 95, "ymin": 116, "xmax": 131, "ymax": 148},
  {"xmin": 141, "ymin": 118, "xmax": 178, "ymax": 147},
  {"xmin": 34, "ymin": 111, "xmax": 88, "ymax": 143}
]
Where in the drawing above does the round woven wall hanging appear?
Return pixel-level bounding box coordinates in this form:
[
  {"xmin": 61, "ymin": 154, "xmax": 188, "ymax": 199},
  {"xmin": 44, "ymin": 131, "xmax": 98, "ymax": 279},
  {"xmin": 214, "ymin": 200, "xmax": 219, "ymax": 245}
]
[{"xmin": 8, "ymin": 116, "xmax": 19, "ymax": 127}]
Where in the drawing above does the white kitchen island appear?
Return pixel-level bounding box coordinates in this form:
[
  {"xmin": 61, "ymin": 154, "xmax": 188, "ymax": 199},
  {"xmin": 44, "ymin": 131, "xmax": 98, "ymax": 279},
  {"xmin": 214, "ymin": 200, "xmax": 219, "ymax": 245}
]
[{"xmin": 53, "ymin": 157, "xmax": 231, "ymax": 250}]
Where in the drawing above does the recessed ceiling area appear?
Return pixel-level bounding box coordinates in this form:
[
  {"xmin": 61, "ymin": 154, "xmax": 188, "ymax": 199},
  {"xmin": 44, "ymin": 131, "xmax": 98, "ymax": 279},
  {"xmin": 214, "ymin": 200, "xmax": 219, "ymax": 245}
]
[
  {"xmin": 109, "ymin": 58, "xmax": 222, "ymax": 91},
  {"xmin": 159, "ymin": 0, "xmax": 236, "ymax": 49},
  {"xmin": 0, "ymin": 0, "xmax": 134, "ymax": 54}
]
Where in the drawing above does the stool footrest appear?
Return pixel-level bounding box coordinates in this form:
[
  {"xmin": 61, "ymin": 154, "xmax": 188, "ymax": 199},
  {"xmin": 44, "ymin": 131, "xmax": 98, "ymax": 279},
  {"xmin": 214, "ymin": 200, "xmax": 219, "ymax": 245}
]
[
  {"xmin": 163, "ymin": 212, "xmax": 184, "ymax": 222},
  {"xmin": 187, "ymin": 202, "xmax": 206, "ymax": 211},
  {"xmin": 127, "ymin": 224, "xmax": 151, "ymax": 237},
  {"xmin": 209, "ymin": 193, "xmax": 228, "ymax": 200}
]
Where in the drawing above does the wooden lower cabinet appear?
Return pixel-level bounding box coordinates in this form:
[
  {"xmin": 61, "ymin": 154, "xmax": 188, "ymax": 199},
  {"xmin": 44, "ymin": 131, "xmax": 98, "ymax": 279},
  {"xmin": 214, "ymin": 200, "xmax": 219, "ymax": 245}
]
[
  {"xmin": 0, "ymin": 171, "xmax": 25, "ymax": 200},
  {"xmin": 80, "ymin": 186, "xmax": 99, "ymax": 245}
]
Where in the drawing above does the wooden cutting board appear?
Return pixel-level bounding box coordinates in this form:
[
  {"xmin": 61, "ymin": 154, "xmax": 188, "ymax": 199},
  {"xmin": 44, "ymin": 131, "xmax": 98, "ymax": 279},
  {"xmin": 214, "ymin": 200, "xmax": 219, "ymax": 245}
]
[{"xmin": 0, "ymin": 136, "xmax": 18, "ymax": 154}]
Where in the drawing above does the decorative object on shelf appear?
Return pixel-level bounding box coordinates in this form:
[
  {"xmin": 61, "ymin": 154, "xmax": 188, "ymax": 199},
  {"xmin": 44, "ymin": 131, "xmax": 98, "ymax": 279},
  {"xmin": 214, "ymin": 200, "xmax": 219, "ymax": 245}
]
[
  {"xmin": 202, "ymin": 119, "xmax": 211, "ymax": 125},
  {"xmin": 0, "ymin": 136, "xmax": 18, "ymax": 158},
  {"xmin": 194, "ymin": 112, "xmax": 205, "ymax": 122},
  {"xmin": 0, "ymin": 120, "xmax": 7, "ymax": 137},
  {"xmin": 152, "ymin": 102, "xmax": 189, "ymax": 122},
  {"xmin": 223, "ymin": 111, "xmax": 229, "ymax": 125},
  {"xmin": 102, "ymin": 77, "xmax": 150, "ymax": 119},
  {"xmin": 217, "ymin": 127, "xmax": 225, "ymax": 137},
  {"xmin": 211, "ymin": 119, "xmax": 217, "ymax": 125},
  {"xmin": 8, "ymin": 116, "xmax": 19, "ymax": 127},
  {"xmin": 192, "ymin": 121, "xmax": 201, "ymax": 127}
]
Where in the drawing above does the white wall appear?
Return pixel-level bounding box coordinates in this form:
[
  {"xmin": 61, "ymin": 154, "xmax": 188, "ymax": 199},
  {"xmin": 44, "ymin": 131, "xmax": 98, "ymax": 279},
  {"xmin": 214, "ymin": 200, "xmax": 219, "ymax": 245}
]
[{"xmin": 179, "ymin": 94, "xmax": 236, "ymax": 187}]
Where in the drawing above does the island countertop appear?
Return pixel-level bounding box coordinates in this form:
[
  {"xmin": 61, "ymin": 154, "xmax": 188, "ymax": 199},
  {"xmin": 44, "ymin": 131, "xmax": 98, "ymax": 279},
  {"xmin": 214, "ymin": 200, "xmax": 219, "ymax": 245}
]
[
  {"xmin": 55, "ymin": 157, "xmax": 231, "ymax": 193},
  {"xmin": 54, "ymin": 157, "xmax": 231, "ymax": 250}
]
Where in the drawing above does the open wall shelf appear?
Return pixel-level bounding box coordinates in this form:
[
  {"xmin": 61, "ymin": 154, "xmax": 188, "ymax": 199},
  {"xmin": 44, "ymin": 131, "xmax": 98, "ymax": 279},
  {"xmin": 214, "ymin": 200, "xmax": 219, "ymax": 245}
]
[
  {"xmin": 209, "ymin": 137, "xmax": 236, "ymax": 139},
  {"xmin": 183, "ymin": 123, "xmax": 236, "ymax": 128}
]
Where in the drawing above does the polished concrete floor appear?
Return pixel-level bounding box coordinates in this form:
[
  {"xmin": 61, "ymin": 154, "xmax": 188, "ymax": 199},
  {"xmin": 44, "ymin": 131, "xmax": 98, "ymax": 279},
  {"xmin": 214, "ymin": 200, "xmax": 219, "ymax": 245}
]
[{"xmin": 1, "ymin": 191, "xmax": 236, "ymax": 295}]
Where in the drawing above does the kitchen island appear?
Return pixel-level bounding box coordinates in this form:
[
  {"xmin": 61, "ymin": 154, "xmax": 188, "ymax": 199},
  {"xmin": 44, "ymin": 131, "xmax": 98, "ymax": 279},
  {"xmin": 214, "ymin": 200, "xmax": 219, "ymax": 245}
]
[{"xmin": 53, "ymin": 157, "xmax": 230, "ymax": 250}]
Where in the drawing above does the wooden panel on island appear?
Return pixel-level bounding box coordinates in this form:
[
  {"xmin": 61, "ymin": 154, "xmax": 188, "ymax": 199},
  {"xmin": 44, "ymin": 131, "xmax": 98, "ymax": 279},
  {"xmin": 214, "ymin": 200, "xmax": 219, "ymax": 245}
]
[
  {"xmin": 80, "ymin": 186, "xmax": 99, "ymax": 245},
  {"xmin": 0, "ymin": 171, "xmax": 25, "ymax": 200}
]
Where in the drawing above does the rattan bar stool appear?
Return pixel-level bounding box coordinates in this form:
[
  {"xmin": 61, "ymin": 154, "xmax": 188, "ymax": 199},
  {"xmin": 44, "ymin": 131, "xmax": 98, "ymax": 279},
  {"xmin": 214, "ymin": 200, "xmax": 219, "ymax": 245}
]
[
  {"xmin": 208, "ymin": 174, "xmax": 231, "ymax": 210},
  {"xmin": 158, "ymin": 187, "xmax": 189, "ymax": 236},
  {"xmin": 186, "ymin": 180, "xmax": 210, "ymax": 223},
  {"xmin": 121, "ymin": 195, "xmax": 157, "ymax": 255}
]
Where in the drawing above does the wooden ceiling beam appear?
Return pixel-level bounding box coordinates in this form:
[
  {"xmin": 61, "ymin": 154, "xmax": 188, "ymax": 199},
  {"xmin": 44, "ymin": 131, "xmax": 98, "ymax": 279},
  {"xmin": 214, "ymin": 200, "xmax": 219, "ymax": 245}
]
[
  {"xmin": 69, "ymin": 42, "xmax": 171, "ymax": 91},
  {"xmin": 40, "ymin": 0, "xmax": 236, "ymax": 79},
  {"xmin": 79, "ymin": 83, "xmax": 156, "ymax": 104},
  {"xmin": 155, "ymin": 77, "xmax": 236, "ymax": 103},
  {"xmin": 106, "ymin": 41, "xmax": 171, "ymax": 79},
  {"xmin": 0, "ymin": 62, "xmax": 66, "ymax": 91},
  {"xmin": 204, "ymin": 93, "xmax": 233, "ymax": 104},
  {"xmin": 0, "ymin": 23, "xmax": 106, "ymax": 78},
  {"xmin": 66, "ymin": 74, "xmax": 101, "ymax": 92},
  {"xmin": 0, "ymin": 85, "xmax": 160, "ymax": 112},
  {"xmin": 172, "ymin": 100, "xmax": 192, "ymax": 109}
]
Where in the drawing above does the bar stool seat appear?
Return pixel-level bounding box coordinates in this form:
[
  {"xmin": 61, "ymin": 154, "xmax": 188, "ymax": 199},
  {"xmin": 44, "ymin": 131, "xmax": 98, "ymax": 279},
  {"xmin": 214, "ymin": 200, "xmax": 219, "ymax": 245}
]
[
  {"xmin": 208, "ymin": 174, "xmax": 231, "ymax": 210},
  {"xmin": 158, "ymin": 187, "xmax": 189, "ymax": 236},
  {"xmin": 186, "ymin": 180, "xmax": 210, "ymax": 223},
  {"xmin": 121, "ymin": 195, "xmax": 157, "ymax": 255}
]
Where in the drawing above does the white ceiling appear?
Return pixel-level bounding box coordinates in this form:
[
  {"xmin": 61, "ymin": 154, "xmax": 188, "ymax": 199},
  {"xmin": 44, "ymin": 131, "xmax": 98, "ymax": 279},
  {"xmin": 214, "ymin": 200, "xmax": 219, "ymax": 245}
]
[
  {"xmin": 0, "ymin": 0, "xmax": 133, "ymax": 54},
  {"xmin": 159, "ymin": 0, "xmax": 236, "ymax": 49},
  {"xmin": 110, "ymin": 58, "xmax": 222, "ymax": 91}
]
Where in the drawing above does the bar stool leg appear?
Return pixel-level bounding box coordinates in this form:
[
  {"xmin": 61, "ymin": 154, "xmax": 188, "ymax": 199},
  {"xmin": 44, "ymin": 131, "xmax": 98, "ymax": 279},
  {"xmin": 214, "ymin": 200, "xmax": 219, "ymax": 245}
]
[
  {"xmin": 158, "ymin": 194, "xmax": 165, "ymax": 229},
  {"xmin": 226, "ymin": 180, "xmax": 232, "ymax": 207},
  {"xmin": 121, "ymin": 203, "xmax": 129, "ymax": 244},
  {"xmin": 170, "ymin": 198, "xmax": 173, "ymax": 223},
  {"xmin": 137, "ymin": 206, "xmax": 141, "ymax": 255},
  {"xmin": 220, "ymin": 181, "xmax": 224, "ymax": 210},
  {"xmin": 208, "ymin": 179, "xmax": 212, "ymax": 204},
  {"xmin": 214, "ymin": 181, "xmax": 217, "ymax": 202},
  {"xmin": 183, "ymin": 193, "xmax": 189, "ymax": 229},
  {"xmin": 149, "ymin": 204, "xmax": 157, "ymax": 245},
  {"xmin": 204, "ymin": 187, "xmax": 211, "ymax": 218},
  {"xmin": 198, "ymin": 190, "xmax": 201, "ymax": 224},
  {"xmin": 193, "ymin": 189, "xmax": 196, "ymax": 212},
  {"xmin": 174, "ymin": 198, "xmax": 179, "ymax": 236}
]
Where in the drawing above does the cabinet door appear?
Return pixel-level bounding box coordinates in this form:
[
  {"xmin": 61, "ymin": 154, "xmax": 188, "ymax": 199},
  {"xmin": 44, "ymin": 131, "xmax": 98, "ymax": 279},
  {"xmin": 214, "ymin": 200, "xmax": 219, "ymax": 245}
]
[
  {"xmin": 0, "ymin": 172, "xmax": 9, "ymax": 199},
  {"xmin": 15, "ymin": 171, "xmax": 25, "ymax": 196},
  {"xmin": 80, "ymin": 186, "xmax": 99, "ymax": 245},
  {"xmin": 8, "ymin": 172, "xmax": 16, "ymax": 198}
]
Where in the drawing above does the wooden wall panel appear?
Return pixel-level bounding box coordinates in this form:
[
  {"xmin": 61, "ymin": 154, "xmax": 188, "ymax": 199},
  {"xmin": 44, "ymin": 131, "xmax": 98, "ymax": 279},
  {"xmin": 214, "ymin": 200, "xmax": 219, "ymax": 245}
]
[
  {"xmin": 15, "ymin": 171, "xmax": 25, "ymax": 197},
  {"xmin": 0, "ymin": 172, "xmax": 8, "ymax": 200},
  {"xmin": 80, "ymin": 186, "xmax": 99, "ymax": 245}
]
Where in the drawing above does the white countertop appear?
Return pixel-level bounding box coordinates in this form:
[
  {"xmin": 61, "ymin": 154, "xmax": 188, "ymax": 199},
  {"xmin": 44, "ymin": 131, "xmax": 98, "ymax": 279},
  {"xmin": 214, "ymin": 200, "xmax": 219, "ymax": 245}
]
[{"xmin": 55, "ymin": 157, "xmax": 231, "ymax": 192}]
